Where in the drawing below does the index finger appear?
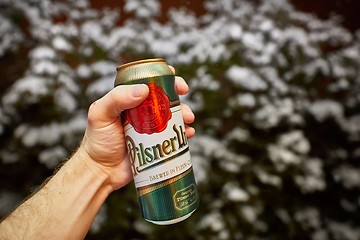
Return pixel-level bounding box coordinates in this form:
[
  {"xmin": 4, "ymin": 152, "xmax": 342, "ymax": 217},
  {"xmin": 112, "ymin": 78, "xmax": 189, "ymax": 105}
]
[
  {"xmin": 169, "ymin": 65, "xmax": 189, "ymax": 95},
  {"xmin": 175, "ymin": 76, "xmax": 189, "ymax": 95},
  {"xmin": 87, "ymin": 84, "xmax": 149, "ymax": 128}
]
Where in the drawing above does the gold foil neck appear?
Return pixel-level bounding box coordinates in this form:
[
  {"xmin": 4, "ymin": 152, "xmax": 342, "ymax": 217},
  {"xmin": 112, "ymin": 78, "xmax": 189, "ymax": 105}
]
[{"xmin": 115, "ymin": 58, "xmax": 173, "ymax": 85}]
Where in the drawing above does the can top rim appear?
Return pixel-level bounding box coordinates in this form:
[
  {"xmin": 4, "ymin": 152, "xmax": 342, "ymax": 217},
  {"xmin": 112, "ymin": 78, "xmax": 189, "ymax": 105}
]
[{"xmin": 116, "ymin": 58, "xmax": 165, "ymax": 71}]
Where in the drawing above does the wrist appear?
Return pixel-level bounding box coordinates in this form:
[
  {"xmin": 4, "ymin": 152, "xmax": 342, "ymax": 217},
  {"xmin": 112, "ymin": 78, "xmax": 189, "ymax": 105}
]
[{"xmin": 73, "ymin": 146, "xmax": 115, "ymax": 194}]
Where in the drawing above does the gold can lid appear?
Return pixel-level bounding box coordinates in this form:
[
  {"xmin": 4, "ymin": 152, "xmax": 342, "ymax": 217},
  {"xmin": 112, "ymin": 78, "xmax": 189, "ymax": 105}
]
[{"xmin": 115, "ymin": 58, "xmax": 173, "ymax": 86}]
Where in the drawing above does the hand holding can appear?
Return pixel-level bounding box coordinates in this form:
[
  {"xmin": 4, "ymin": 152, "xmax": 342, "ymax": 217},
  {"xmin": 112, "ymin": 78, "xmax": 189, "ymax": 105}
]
[{"xmin": 114, "ymin": 59, "xmax": 199, "ymax": 225}]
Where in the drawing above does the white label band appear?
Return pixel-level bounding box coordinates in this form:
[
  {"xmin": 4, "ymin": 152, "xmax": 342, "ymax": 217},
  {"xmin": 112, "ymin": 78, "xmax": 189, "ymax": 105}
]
[{"xmin": 124, "ymin": 106, "xmax": 192, "ymax": 188}]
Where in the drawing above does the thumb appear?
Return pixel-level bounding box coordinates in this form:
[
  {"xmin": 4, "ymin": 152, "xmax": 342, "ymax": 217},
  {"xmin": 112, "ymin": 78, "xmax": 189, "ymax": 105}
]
[{"xmin": 87, "ymin": 84, "xmax": 149, "ymax": 127}]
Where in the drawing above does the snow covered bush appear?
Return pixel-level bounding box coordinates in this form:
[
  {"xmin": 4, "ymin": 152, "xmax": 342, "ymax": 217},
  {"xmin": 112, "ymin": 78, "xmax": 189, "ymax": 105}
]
[{"xmin": 1, "ymin": 0, "xmax": 359, "ymax": 239}]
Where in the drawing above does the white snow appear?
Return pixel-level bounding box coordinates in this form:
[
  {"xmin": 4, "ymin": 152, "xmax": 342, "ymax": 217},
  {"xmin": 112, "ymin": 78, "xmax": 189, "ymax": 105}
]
[
  {"xmin": 39, "ymin": 146, "xmax": 67, "ymax": 169},
  {"xmin": 259, "ymin": 19, "xmax": 274, "ymax": 32},
  {"xmin": 52, "ymin": 36, "xmax": 73, "ymax": 52},
  {"xmin": 223, "ymin": 182, "xmax": 250, "ymax": 202},
  {"xmin": 226, "ymin": 66, "xmax": 267, "ymax": 91},
  {"xmin": 295, "ymin": 158, "xmax": 326, "ymax": 193},
  {"xmin": 340, "ymin": 115, "xmax": 360, "ymax": 138},
  {"xmin": 133, "ymin": 218, "xmax": 153, "ymax": 235},
  {"xmin": 32, "ymin": 60, "xmax": 60, "ymax": 75},
  {"xmin": 309, "ymin": 100, "xmax": 344, "ymax": 122},
  {"xmin": 276, "ymin": 208, "xmax": 291, "ymax": 224},
  {"xmin": 278, "ymin": 130, "xmax": 310, "ymax": 155},
  {"xmin": 198, "ymin": 212, "xmax": 225, "ymax": 232},
  {"xmin": 259, "ymin": 67, "xmax": 288, "ymax": 94},
  {"xmin": 295, "ymin": 207, "xmax": 321, "ymax": 229},
  {"xmin": 241, "ymin": 206, "xmax": 257, "ymax": 223},
  {"xmin": 15, "ymin": 123, "xmax": 61, "ymax": 147},
  {"xmin": 219, "ymin": 154, "xmax": 249, "ymax": 173},
  {"xmin": 168, "ymin": 9, "xmax": 197, "ymax": 29},
  {"xmin": 0, "ymin": 15, "xmax": 23, "ymax": 56},
  {"xmin": 81, "ymin": 21, "xmax": 103, "ymax": 43},
  {"xmin": 333, "ymin": 165, "xmax": 360, "ymax": 189},
  {"xmin": 328, "ymin": 221, "xmax": 360, "ymax": 240},
  {"xmin": 30, "ymin": 46, "xmax": 56, "ymax": 60},
  {"xmin": 255, "ymin": 167, "xmax": 282, "ymax": 187},
  {"xmin": 124, "ymin": 0, "xmax": 160, "ymax": 18},
  {"xmin": 91, "ymin": 61, "xmax": 117, "ymax": 76},
  {"xmin": 55, "ymin": 88, "xmax": 77, "ymax": 112},
  {"xmin": 77, "ymin": 64, "xmax": 92, "ymax": 78},
  {"xmin": 2, "ymin": 76, "xmax": 49, "ymax": 104},
  {"xmin": 0, "ymin": 150, "xmax": 19, "ymax": 164},
  {"xmin": 191, "ymin": 66, "xmax": 220, "ymax": 91},
  {"xmin": 230, "ymin": 93, "xmax": 256, "ymax": 108},
  {"xmin": 227, "ymin": 23, "xmax": 243, "ymax": 40},
  {"xmin": 303, "ymin": 58, "xmax": 330, "ymax": 78},
  {"xmin": 295, "ymin": 174, "xmax": 326, "ymax": 193},
  {"xmin": 14, "ymin": 114, "xmax": 86, "ymax": 148},
  {"xmin": 58, "ymin": 74, "xmax": 80, "ymax": 94},
  {"xmin": 242, "ymin": 32, "xmax": 264, "ymax": 51},
  {"xmin": 225, "ymin": 127, "xmax": 250, "ymax": 142},
  {"xmin": 150, "ymin": 40, "xmax": 179, "ymax": 56},
  {"xmin": 253, "ymin": 98, "xmax": 296, "ymax": 129},
  {"xmin": 268, "ymin": 145, "xmax": 300, "ymax": 168},
  {"xmin": 86, "ymin": 76, "xmax": 114, "ymax": 96}
]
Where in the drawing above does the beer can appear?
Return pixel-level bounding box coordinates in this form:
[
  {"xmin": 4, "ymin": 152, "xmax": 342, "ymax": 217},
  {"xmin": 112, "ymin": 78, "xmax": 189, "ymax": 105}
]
[{"xmin": 114, "ymin": 58, "xmax": 199, "ymax": 225}]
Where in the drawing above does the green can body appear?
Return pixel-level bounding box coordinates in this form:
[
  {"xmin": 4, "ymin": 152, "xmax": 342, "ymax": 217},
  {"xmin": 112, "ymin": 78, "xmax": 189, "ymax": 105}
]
[{"xmin": 114, "ymin": 59, "xmax": 199, "ymax": 225}]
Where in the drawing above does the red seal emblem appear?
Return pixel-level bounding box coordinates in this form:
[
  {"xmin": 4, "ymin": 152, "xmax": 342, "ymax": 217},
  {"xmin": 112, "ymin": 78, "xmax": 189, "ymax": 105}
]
[{"xmin": 126, "ymin": 83, "xmax": 172, "ymax": 134}]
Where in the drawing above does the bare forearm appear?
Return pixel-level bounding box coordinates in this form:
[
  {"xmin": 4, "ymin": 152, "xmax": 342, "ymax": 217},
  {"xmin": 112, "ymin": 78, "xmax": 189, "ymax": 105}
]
[{"xmin": 0, "ymin": 149, "xmax": 112, "ymax": 240}]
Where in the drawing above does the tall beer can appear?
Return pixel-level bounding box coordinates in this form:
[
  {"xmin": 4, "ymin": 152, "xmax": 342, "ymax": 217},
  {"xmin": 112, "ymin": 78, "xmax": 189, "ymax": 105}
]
[{"xmin": 114, "ymin": 58, "xmax": 199, "ymax": 225}]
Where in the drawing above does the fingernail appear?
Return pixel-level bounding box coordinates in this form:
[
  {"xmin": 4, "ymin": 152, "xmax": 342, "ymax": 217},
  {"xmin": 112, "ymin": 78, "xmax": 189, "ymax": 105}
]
[
  {"xmin": 132, "ymin": 84, "xmax": 148, "ymax": 98},
  {"xmin": 179, "ymin": 77, "xmax": 187, "ymax": 87}
]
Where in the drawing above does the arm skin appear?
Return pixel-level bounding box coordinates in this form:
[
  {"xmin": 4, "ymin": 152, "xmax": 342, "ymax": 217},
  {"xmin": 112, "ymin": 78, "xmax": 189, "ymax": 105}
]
[{"xmin": 0, "ymin": 70, "xmax": 195, "ymax": 240}]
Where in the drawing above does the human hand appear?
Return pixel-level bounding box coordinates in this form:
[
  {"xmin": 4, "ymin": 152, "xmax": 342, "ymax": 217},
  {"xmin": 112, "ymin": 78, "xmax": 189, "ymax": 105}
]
[{"xmin": 78, "ymin": 67, "xmax": 195, "ymax": 191}]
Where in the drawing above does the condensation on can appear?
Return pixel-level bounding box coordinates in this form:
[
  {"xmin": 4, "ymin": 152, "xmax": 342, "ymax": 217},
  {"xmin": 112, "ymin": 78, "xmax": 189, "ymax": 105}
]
[{"xmin": 114, "ymin": 59, "xmax": 199, "ymax": 225}]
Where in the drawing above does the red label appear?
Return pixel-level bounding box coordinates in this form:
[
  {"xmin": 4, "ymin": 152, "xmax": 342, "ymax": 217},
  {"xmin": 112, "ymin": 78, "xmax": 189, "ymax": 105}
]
[{"xmin": 126, "ymin": 83, "xmax": 172, "ymax": 134}]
